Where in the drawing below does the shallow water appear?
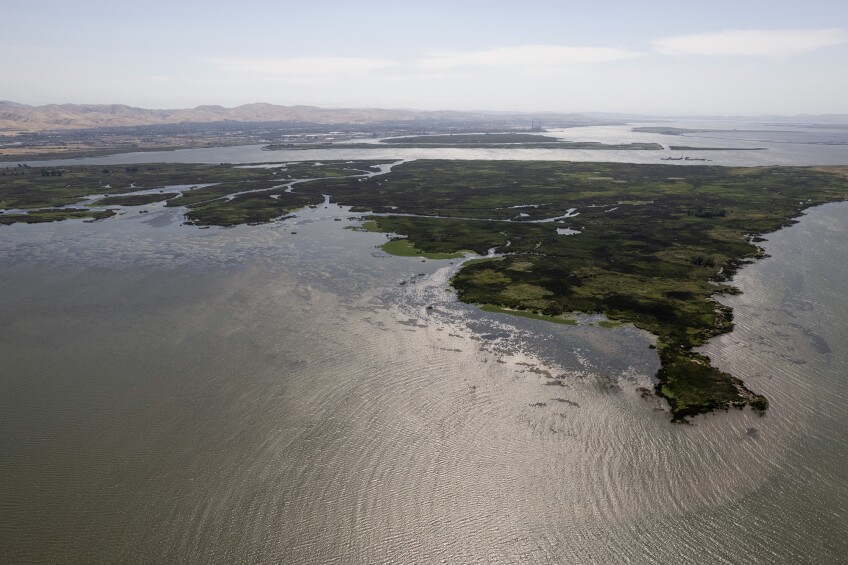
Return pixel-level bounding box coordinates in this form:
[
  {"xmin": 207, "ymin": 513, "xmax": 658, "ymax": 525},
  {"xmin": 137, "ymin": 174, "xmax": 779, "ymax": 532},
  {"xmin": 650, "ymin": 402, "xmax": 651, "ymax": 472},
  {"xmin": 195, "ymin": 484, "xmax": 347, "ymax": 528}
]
[
  {"xmin": 1, "ymin": 188, "xmax": 846, "ymax": 562},
  {"xmin": 4, "ymin": 121, "xmax": 848, "ymax": 168}
]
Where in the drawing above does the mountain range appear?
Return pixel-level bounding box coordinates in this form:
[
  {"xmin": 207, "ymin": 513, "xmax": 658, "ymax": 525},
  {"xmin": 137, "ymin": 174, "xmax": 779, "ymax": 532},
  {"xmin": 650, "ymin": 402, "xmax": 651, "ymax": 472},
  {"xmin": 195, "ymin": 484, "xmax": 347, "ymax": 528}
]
[{"xmin": 0, "ymin": 101, "xmax": 597, "ymax": 132}]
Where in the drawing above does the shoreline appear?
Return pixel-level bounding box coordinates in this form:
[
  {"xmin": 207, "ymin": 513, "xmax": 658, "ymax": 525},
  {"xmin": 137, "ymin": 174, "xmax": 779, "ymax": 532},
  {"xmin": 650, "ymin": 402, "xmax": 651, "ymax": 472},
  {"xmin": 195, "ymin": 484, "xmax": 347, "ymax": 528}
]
[{"xmin": 3, "ymin": 158, "xmax": 847, "ymax": 420}]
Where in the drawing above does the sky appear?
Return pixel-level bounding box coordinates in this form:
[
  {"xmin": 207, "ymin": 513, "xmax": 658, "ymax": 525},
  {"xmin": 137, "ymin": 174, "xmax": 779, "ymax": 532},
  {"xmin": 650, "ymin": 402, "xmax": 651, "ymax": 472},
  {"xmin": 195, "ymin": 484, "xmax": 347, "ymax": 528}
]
[{"xmin": 2, "ymin": 0, "xmax": 847, "ymax": 115}]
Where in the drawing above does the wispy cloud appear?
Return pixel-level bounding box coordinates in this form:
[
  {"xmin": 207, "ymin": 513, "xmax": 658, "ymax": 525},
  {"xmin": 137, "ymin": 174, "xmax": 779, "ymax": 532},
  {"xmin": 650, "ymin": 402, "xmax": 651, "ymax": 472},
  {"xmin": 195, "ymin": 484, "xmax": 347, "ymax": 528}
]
[
  {"xmin": 208, "ymin": 46, "xmax": 643, "ymax": 84},
  {"xmin": 654, "ymin": 28, "xmax": 847, "ymax": 57},
  {"xmin": 418, "ymin": 45, "xmax": 642, "ymax": 72},
  {"xmin": 210, "ymin": 56, "xmax": 395, "ymax": 82}
]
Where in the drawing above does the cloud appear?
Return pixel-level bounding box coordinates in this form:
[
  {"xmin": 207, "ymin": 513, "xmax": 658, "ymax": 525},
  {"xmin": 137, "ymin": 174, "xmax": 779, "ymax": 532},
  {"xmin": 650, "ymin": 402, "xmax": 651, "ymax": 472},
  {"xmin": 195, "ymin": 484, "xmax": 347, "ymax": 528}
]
[
  {"xmin": 210, "ymin": 56, "xmax": 395, "ymax": 82},
  {"xmin": 654, "ymin": 28, "xmax": 848, "ymax": 58},
  {"xmin": 418, "ymin": 45, "xmax": 642, "ymax": 72}
]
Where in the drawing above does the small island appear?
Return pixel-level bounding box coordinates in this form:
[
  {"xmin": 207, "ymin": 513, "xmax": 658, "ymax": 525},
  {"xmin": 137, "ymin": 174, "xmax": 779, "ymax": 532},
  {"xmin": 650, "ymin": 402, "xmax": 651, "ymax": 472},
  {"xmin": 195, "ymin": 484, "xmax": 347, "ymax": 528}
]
[
  {"xmin": 3, "ymin": 159, "xmax": 847, "ymax": 420},
  {"xmin": 383, "ymin": 133, "xmax": 563, "ymax": 144}
]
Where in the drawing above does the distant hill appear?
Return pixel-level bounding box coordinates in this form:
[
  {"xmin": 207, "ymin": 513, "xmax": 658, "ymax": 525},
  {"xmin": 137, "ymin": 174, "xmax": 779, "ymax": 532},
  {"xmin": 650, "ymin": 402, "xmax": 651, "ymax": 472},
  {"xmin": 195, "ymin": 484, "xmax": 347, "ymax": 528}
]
[{"xmin": 0, "ymin": 101, "xmax": 599, "ymax": 132}]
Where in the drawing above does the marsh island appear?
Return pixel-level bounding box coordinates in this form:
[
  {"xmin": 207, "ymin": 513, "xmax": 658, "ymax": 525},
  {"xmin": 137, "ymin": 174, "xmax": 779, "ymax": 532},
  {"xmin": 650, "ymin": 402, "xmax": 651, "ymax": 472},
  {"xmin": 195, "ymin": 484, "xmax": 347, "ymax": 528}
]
[
  {"xmin": 3, "ymin": 159, "xmax": 847, "ymax": 420},
  {"xmin": 263, "ymin": 133, "xmax": 663, "ymax": 151}
]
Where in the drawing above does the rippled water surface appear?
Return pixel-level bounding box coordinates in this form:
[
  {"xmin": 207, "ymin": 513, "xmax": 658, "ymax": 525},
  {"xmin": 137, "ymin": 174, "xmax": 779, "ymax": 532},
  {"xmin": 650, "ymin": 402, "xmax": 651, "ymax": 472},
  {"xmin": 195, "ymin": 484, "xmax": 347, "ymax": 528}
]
[{"xmin": 1, "ymin": 148, "xmax": 847, "ymax": 562}]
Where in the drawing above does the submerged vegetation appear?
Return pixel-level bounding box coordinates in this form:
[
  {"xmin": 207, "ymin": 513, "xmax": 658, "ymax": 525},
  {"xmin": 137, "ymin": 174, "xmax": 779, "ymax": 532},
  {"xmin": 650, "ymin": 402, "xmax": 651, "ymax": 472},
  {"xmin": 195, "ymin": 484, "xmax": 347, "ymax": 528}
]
[{"xmin": 3, "ymin": 159, "xmax": 847, "ymax": 419}]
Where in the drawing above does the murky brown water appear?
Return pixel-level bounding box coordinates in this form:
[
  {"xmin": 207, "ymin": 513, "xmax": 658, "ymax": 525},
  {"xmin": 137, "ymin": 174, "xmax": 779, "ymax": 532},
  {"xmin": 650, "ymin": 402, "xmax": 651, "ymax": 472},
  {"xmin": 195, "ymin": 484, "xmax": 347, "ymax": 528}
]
[{"xmin": 1, "ymin": 187, "xmax": 846, "ymax": 562}]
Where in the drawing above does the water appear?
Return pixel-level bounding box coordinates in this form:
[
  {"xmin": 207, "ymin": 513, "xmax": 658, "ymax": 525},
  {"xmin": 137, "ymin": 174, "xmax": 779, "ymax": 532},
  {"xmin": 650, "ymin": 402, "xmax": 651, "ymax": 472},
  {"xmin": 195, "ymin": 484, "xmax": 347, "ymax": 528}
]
[
  {"xmin": 1, "ymin": 140, "xmax": 847, "ymax": 562},
  {"xmin": 4, "ymin": 121, "xmax": 848, "ymax": 168}
]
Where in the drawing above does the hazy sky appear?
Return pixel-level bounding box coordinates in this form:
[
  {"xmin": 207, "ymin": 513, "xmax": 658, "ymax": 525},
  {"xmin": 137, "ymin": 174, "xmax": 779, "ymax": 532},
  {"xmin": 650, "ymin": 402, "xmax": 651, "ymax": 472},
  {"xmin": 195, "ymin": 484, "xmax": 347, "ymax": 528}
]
[{"xmin": 3, "ymin": 0, "xmax": 847, "ymax": 115}]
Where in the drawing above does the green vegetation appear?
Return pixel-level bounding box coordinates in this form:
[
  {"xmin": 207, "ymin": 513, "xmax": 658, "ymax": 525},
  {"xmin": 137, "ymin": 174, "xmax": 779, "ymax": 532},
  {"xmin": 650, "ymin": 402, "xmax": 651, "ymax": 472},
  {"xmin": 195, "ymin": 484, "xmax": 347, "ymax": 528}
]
[
  {"xmin": 384, "ymin": 133, "xmax": 562, "ymax": 144},
  {"xmin": 184, "ymin": 190, "xmax": 324, "ymax": 226},
  {"xmin": 461, "ymin": 257, "xmax": 504, "ymax": 267},
  {"xmin": 296, "ymin": 160, "xmax": 848, "ymax": 419},
  {"xmin": 264, "ymin": 137, "xmax": 663, "ymax": 150},
  {"xmin": 4, "ymin": 159, "xmax": 847, "ymax": 420},
  {"xmin": 357, "ymin": 219, "xmax": 382, "ymax": 232},
  {"xmin": 479, "ymin": 304, "xmax": 577, "ymax": 325},
  {"xmin": 558, "ymin": 142, "xmax": 661, "ymax": 150},
  {"xmin": 0, "ymin": 208, "xmax": 115, "ymax": 225},
  {"xmin": 0, "ymin": 145, "xmax": 193, "ymax": 162},
  {"xmin": 381, "ymin": 238, "xmax": 468, "ymax": 259},
  {"xmin": 0, "ymin": 161, "xmax": 383, "ymax": 225},
  {"xmin": 0, "ymin": 163, "xmax": 275, "ymax": 210},
  {"xmin": 632, "ymin": 127, "xmax": 705, "ymax": 135},
  {"xmin": 656, "ymin": 349, "xmax": 763, "ymax": 418}
]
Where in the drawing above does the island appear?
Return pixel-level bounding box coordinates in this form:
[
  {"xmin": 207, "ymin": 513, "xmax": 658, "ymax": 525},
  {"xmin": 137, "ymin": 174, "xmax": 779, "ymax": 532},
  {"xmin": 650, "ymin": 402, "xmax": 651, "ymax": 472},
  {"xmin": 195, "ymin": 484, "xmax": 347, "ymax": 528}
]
[
  {"xmin": 263, "ymin": 133, "xmax": 663, "ymax": 151},
  {"xmin": 383, "ymin": 133, "xmax": 564, "ymax": 144},
  {"xmin": 3, "ymin": 159, "xmax": 847, "ymax": 420}
]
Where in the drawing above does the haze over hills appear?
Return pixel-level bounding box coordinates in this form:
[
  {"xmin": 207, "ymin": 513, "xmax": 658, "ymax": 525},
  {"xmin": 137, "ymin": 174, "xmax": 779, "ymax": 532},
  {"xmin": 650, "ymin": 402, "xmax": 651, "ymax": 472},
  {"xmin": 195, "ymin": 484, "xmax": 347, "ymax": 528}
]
[{"xmin": 0, "ymin": 101, "xmax": 601, "ymax": 133}]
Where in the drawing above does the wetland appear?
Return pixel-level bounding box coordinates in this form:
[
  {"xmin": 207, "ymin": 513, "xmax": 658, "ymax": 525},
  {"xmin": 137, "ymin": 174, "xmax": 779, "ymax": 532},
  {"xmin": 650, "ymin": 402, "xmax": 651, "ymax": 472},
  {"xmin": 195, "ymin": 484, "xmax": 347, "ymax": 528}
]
[
  {"xmin": 3, "ymin": 158, "xmax": 847, "ymax": 419},
  {"xmin": 3, "ymin": 121, "xmax": 848, "ymax": 563}
]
